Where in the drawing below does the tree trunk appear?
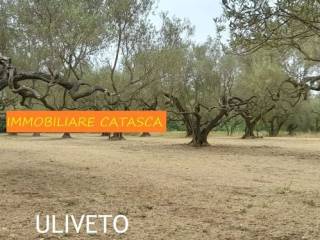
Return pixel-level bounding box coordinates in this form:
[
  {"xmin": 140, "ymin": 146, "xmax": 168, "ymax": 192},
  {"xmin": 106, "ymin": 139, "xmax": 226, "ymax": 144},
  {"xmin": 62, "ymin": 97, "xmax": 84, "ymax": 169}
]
[
  {"xmin": 101, "ymin": 132, "xmax": 110, "ymax": 137},
  {"xmin": 230, "ymin": 123, "xmax": 239, "ymax": 136},
  {"xmin": 316, "ymin": 119, "xmax": 320, "ymax": 132},
  {"xmin": 185, "ymin": 124, "xmax": 193, "ymax": 137},
  {"xmin": 269, "ymin": 128, "xmax": 279, "ymax": 137},
  {"xmin": 242, "ymin": 122, "xmax": 256, "ymax": 139},
  {"xmin": 8, "ymin": 133, "xmax": 17, "ymax": 136},
  {"xmin": 269, "ymin": 118, "xmax": 286, "ymax": 137},
  {"xmin": 62, "ymin": 132, "xmax": 72, "ymax": 139},
  {"xmin": 268, "ymin": 119, "xmax": 277, "ymax": 137},
  {"xmin": 287, "ymin": 124, "xmax": 297, "ymax": 136},
  {"xmin": 224, "ymin": 124, "xmax": 231, "ymax": 136},
  {"xmin": 189, "ymin": 128, "xmax": 209, "ymax": 147},
  {"xmin": 109, "ymin": 132, "xmax": 125, "ymax": 141},
  {"xmin": 140, "ymin": 132, "xmax": 151, "ymax": 137},
  {"xmin": 33, "ymin": 133, "xmax": 41, "ymax": 137}
]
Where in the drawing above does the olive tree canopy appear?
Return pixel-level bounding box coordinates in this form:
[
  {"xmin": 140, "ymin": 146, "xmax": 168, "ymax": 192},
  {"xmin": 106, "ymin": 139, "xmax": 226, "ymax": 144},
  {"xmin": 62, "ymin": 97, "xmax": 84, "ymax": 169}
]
[{"xmin": 222, "ymin": 0, "xmax": 320, "ymax": 91}]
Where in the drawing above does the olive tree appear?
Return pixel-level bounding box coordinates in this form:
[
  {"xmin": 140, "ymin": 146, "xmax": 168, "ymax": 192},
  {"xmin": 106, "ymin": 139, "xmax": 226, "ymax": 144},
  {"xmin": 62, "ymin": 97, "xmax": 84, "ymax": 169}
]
[
  {"xmin": 222, "ymin": 0, "xmax": 320, "ymax": 92},
  {"xmin": 164, "ymin": 39, "xmax": 249, "ymax": 146}
]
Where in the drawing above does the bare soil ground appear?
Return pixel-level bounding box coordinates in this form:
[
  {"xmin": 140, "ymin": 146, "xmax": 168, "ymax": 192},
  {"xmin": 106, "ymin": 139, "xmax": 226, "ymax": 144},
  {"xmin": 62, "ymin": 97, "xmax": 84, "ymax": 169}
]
[{"xmin": 0, "ymin": 134, "xmax": 319, "ymax": 240}]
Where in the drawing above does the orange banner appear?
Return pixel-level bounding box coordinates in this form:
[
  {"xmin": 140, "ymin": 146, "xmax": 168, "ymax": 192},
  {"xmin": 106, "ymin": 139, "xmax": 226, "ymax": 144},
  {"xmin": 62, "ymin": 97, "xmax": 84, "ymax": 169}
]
[{"xmin": 6, "ymin": 111, "xmax": 167, "ymax": 133}]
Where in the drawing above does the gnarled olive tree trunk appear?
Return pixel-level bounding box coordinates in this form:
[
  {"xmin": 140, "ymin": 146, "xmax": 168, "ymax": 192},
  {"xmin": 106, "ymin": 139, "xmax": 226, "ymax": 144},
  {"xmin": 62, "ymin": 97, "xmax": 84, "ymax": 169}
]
[
  {"xmin": 164, "ymin": 93, "xmax": 193, "ymax": 139},
  {"xmin": 316, "ymin": 118, "xmax": 320, "ymax": 132},
  {"xmin": 109, "ymin": 132, "xmax": 125, "ymax": 141},
  {"xmin": 164, "ymin": 93, "xmax": 234, "ymax": 147},
  {"xmin": 62, "ymin": 133, "xmax": 72, "ymax": 139},
  {"xmin": 240, "ymin": 113, "xmax": 259, "ymax": 139},
  {"xmin": 188, "ymin": 109, "xmax": 228, "ymax": 146},
  {"xmin": 140, "ymin": 132, "xmax": 151, "ymax": 137},
  {"xmin": 101, "ymin": 132, "xmax": 111, "ymax": 137},
  {"xmin": 185, "ymin": 123, "xmax": 193, "ymax": 137},
  {"xmin": 287, "ymin": 124, "xmax": 298, "ymax": 136},
  {"xmin": 241, "ymin": 105, "xmax": 275, "ymax": 139},
  {"xmin": 268, "ymin": 118, "xmax": 286, "ymax": 137},
  {"xmin": 1, "ymin": 54, "xmax": 110, "ymax": 110},
  {"xmin": 243, "ymin": 121, "xmax": 256, "ymax": 139},
  {"xmin": 189, "ymin": 129, "xmax": 209, "ymax": 146},
  {"xmin": 0, "ymin": 55, "xmax": 112, "ymax": 140}
]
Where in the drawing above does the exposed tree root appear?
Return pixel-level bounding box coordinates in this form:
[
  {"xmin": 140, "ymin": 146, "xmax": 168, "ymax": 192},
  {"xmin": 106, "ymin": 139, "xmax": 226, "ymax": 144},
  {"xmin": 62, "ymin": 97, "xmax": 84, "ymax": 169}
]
[
  {"xmin": 140, "ymin": 132, "xmax": 151, "ymax": 137},
  {"xmin": 101, "ymin": 132, "xmax": 111, "ymax": 137},
  {"xmin": 109, "ymin": 133, "xmax": 125, "ymax": 141},
  {"xmin": 62, "ymin": 133, "xmax": 72, "ymax": 139}
]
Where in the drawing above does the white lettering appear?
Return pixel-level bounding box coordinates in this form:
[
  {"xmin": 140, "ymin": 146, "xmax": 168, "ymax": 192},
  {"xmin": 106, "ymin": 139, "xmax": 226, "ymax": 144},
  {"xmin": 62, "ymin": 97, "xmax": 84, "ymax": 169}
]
[
  {"xmin": 52, "ymin": 215, "xmax": 63, "ymax": 234},
  {"xmin": 86, "ymin": 215, "xmax": 97, "ymax": 234},
  {"xmin": 70, "ymin": 215, "xmax": 85, "ymax": 233},
  {"xmin": 35, "ymin": 214, "xmax": 50, "ymax": 234},
  {"xmin": 113, "ymin": 215, "xmax": 129, "ymax": 234}
]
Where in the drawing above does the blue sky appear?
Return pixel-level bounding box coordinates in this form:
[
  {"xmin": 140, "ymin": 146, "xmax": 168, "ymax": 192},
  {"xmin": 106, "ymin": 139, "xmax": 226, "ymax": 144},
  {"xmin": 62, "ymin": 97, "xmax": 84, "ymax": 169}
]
[{"xmin": 155, "ymin": 0, "xmax": 223, "ymax": 43}]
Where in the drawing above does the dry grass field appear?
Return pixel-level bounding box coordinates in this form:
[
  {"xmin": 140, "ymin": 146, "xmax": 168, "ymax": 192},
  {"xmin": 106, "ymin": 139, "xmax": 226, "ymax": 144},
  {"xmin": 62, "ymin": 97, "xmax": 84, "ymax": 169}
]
[{"xmin": 0, "ymin": 134, "xmax": 319, "ymax": 240}]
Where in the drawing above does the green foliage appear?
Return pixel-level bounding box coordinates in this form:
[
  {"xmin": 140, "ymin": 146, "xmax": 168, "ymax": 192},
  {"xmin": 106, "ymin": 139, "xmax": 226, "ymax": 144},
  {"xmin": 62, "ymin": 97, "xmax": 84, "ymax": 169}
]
[
  {"xmin": 222, "ymin": 0, "xmax": 320, "ymax": 91},
  {"xmin": 223, "ymin": 0, "xmax": 320, "ymax": 59},
  {"xmin": 167, "ymin": 120, "xmax": 185, "ymax": 132}
]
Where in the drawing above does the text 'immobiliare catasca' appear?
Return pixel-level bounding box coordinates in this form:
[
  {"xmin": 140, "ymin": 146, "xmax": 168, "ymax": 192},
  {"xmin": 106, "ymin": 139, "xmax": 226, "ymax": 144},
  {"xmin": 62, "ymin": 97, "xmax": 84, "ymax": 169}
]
[{"xmin": 6, "ymin": 111, "xmax": 167, "ymax": 133}]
